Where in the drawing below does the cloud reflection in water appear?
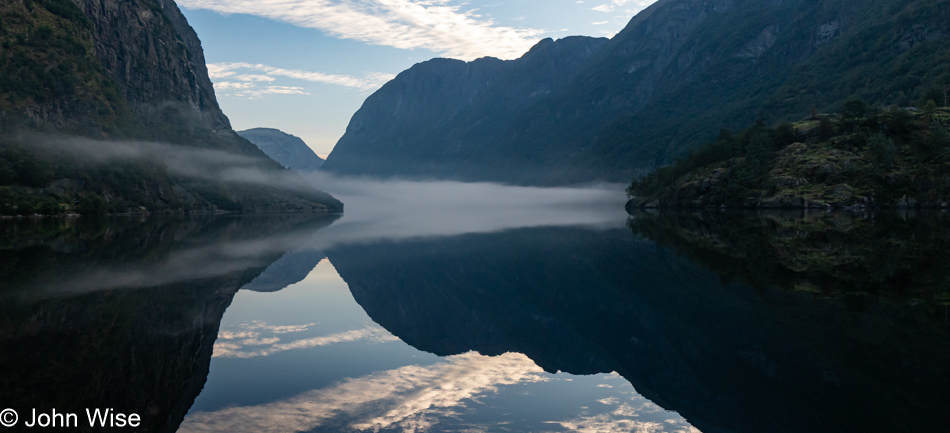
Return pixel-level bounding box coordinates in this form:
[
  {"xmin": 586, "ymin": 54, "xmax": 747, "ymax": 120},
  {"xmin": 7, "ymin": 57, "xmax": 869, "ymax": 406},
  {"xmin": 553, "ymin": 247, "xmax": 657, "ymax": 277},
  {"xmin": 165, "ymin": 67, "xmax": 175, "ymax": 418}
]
[
  {"xmin": 213, "ymin": 322, "xmax": 399, "ymax": 358},
  {"xmin": 179, "ymin": 352, "xmax": 546, "ymax": 433}
]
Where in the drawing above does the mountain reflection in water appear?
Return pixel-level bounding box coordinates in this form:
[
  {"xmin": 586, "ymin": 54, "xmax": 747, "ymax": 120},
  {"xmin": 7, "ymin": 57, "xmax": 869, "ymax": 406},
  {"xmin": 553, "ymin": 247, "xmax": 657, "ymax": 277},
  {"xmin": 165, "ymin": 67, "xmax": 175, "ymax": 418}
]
[
  {"xmin": 1, "ymin": 209, "xmax": 948, "ymax": 433},
  {"xmin": 0, "ymin": 215, "xmax": 338, "ymax": 432}
]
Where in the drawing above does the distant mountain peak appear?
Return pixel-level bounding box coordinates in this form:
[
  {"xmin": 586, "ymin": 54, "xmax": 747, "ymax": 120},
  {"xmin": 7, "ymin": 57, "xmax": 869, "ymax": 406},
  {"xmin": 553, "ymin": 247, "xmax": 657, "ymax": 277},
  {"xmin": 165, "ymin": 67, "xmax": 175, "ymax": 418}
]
[{"xmin": 238, "ymin": 128, "xmax": 326, "ymax": 172}]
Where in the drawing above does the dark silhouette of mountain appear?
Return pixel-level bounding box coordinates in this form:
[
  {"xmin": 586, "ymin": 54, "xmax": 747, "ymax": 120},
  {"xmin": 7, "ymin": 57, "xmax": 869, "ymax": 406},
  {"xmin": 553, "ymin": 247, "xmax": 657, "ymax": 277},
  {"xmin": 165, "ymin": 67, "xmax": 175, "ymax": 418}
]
[
  {"xmin": 322, "ymin": 36, "xmax": 609, "ymax": 181},
  {"xmin": 326, "ymin": 223, "xmax": 950, "ymax": 433},
  {"xmin": 323, "ymin": 0, "xmax": 950, "ymax": 185},
  {"xmin": 238, "ymin": 128, "xmax": 326, "ymax": 173},
  {"xmin": 0, "ymin": 0, "xmax": 342, "ymax": 214},
  {"xmin": 0, "ymin": 214, "xmax": 338, "ymax": 432},
  {"xmin": 241, "ymin": 250, "xmax": 326, "ymax": 293}
]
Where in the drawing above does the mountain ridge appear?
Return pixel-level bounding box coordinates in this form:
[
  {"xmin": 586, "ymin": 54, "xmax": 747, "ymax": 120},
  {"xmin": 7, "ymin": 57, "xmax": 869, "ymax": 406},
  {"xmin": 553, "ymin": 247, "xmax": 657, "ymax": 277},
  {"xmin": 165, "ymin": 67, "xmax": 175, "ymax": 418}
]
[
  {"xmin": 324, "ymin": 0, "xmax": 950, "ymax": 186},
  {"xmin": 321, "ymin": 35, "xmax": 610, "ymax": 180}
]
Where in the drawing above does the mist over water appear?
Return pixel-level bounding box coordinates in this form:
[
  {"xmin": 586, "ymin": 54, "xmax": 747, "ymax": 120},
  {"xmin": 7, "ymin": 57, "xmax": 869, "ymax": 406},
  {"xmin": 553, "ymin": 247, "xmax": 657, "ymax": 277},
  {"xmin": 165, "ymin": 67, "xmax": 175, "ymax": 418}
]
[
  {"xmin": 26, "ymin": 134, "xmax": 316, "ymax": 192},
  {"xmin": 7, "ymin": 125, "xmax": 623, "ymax": 296},
  {"xmin": 6, "ymin": 136, "xmax": 630, "ymax": 296},
  {"xmin": 304, "ymin": 171, "xmax": 629, "ymax": 245},
  {"xmin": 23, "ymin": 134, "xmax": 629, "ymax": 228}
]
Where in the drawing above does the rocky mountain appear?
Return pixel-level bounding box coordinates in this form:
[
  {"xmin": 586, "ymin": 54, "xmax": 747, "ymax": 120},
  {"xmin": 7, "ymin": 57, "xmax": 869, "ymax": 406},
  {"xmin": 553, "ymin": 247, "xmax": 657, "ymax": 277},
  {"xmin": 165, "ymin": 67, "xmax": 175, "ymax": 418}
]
[
  {"xmin": 237, "ymin": 128, "xmax": 325, "ymax": 172},
  {"xmin": 0, "ymin": 0, "xmax": 342, "ymax": 214},
  {"xmin": 323, "ymin": 0, "xmax": 950, "ymax": 185}
]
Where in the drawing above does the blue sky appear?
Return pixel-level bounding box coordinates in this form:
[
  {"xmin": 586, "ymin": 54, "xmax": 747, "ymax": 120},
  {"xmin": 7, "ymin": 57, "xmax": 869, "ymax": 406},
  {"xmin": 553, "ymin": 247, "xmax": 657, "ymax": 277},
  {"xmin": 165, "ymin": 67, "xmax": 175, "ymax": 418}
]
[{"xmin": 178, "ymin": 0, "xmax": 657, "ymax": 156}]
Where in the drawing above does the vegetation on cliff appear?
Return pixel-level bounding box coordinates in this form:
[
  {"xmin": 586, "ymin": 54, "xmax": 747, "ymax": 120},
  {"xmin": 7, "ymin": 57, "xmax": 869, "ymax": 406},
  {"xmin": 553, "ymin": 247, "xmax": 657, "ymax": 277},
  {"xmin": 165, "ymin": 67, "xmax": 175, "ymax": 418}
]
[
  {"xmin": 0, "ymin": 0, "xmax": 342, "ymax": 216},
  {"xmin": 627, "ymin": 101, "xmax": 950, "ymax": 209}
]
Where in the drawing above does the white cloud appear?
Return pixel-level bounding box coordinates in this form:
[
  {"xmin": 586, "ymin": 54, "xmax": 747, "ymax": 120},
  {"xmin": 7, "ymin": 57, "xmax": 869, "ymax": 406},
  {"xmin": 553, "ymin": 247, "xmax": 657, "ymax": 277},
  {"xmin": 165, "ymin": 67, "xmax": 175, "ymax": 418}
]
[
  {"xmin": 592, "ymin": 0, "xmax": 655, "ymax": 13},
  {"xmin": 215, "ymin": 85, "xmax": 309, "ymax": 99},
  {"xmin": 178, "ymin": 352, "xmax": 547, "ymax": 433},
  {"xmin": 208, "ymin": 62, "xmax": 396, "ymax": 99},
  {"xmin": 235, "ymin": 74, "xmax": 277, "ymax": 82},
  {"xmin": 178, "ymin": 0, "xmax": 546, "ymax": 60},
  {"xmin": 208, "ymin": 62, "xmax": 394, "ymax": 90},
  {"xmin": 212, "ymin": 81, "xmax": 255, "ymax": 90}
]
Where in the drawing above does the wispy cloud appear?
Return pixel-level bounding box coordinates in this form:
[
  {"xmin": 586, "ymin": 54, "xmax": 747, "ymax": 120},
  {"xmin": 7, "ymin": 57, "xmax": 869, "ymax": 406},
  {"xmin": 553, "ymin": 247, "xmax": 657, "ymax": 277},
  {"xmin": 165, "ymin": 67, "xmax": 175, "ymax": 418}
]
[
  {"xmin": 207, "ymin": 62, "xmax": 395, "ymax": 98},
  {"xmin": 208, "ymin": 63, "xmax": 394, "ymax": 90},
  {"xmin": 591, "ymin": 0, "xmax": 655, "ymax": 13},
  {"xmin": 178, "ymin": 0, "xmax": 546, "ymax": 60}
]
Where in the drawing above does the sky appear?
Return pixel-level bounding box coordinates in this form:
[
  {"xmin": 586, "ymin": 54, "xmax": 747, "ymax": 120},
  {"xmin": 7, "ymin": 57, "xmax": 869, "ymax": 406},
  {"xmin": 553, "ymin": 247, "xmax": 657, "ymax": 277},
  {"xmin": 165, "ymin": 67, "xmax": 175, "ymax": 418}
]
[{"xmin": 177, "ymin": 0, "xmax": 659, "ymax": 156}]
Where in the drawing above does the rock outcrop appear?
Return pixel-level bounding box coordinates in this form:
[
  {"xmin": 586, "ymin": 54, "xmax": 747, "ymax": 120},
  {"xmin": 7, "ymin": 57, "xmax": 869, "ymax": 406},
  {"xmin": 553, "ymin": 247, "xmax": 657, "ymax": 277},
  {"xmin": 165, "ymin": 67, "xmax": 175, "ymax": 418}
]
[{"xmin": 74, "ymin": 0, "xmax": 229, "ymax": 131}]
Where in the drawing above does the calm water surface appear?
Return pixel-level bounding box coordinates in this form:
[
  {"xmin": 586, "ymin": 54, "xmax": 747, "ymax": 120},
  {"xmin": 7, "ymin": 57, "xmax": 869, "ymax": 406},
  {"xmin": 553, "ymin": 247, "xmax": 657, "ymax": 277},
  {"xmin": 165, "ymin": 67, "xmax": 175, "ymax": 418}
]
[{"xmin": 1, "ymin": 206, "xmax": 948, "ymax": 433}]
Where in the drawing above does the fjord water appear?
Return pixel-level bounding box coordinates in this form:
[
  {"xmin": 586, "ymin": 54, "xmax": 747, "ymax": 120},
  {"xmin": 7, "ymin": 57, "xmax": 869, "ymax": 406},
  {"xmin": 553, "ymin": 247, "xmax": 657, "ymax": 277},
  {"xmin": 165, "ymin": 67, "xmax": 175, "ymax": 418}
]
[{"xmin": 2, "ymin": 206, "xmax": 949, "ymax": 432}]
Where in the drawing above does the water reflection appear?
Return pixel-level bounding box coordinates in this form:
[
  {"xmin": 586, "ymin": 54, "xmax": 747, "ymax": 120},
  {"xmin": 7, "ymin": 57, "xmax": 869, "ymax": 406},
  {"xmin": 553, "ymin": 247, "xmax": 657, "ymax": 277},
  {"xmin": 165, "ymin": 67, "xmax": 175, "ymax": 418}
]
[
  {"xmin": 0, "ymin": 215, "xmax": 338, "ymax": 298},
  {"xmin": 2, "ymin": 210, "xmax": 949, "ymax": 433},
  {"xmin": 327, "ymin": 218, "xmax": 950, "ymax": 433},
  {"xmin": 181, "ymin": 352, "xmax": 547, "ymax": 433},
  {"xmin": 0, "ymin": 215, "xmax": 338, "ymax": 432},
  {"xmin": 626, "ymin": 210, "xmax": 950, "ymax": 303},
  {"xmin": 184, "ymin": 259, "xmax": 695, "ymax": 433}
]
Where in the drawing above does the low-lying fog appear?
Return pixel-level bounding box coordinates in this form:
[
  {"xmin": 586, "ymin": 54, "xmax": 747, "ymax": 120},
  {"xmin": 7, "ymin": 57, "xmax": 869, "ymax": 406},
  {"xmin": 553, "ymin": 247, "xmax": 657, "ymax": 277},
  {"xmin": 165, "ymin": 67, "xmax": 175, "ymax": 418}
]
[
  {"xmin": 304, "ymin": 172, "xmax": 628, "ymax": 245},
  {"xmin": 10, "ymin": 136, "xmax": 630, "ymax": 296},
  {"xmin": 27, "ymin": 132, "xmax": 628, "ymax": 242}
]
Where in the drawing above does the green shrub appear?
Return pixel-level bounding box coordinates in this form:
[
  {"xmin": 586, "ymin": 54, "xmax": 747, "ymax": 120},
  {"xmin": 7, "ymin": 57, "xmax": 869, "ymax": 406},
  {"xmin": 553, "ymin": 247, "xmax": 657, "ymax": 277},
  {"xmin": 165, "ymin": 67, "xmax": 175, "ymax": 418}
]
[
  {"xmin": 843, "ymin": 98, "xmax": 868, "ymax": 119},
  {"xmin": 868, "ymin": 134, "xmax": 897, "ymax": 168}
]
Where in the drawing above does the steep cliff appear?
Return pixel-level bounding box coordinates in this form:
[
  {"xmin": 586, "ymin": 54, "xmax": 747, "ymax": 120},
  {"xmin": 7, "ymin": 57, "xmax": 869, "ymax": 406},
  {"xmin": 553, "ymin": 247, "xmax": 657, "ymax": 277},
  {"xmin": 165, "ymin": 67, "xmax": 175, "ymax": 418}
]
[
  {"xmin": 0, "ymin": 0, "xmax": 342, "ymax": 214},
  {"xmin": 324, "ymin": 0, "xmax": 950, "ymax": 185}
]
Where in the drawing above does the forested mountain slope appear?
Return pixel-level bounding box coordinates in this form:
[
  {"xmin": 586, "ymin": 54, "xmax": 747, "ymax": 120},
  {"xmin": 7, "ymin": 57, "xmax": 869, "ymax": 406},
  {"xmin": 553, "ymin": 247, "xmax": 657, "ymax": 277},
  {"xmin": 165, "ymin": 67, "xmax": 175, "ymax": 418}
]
[{"xmin": 324, "ymin": 0, "xmax": 950, "ymax": 186}]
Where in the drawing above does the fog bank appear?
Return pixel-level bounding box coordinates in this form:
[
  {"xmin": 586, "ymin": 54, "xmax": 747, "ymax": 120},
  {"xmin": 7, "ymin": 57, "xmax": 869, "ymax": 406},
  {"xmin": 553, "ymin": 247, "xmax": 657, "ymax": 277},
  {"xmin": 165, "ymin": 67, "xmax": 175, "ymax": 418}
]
[
  {"xmin": 26, "ymin": 134, "xmax": 315, "ymax": 192},
  {"xmin": 305, "ymin": 171, "xmax": 629, "ymax": 246}
]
